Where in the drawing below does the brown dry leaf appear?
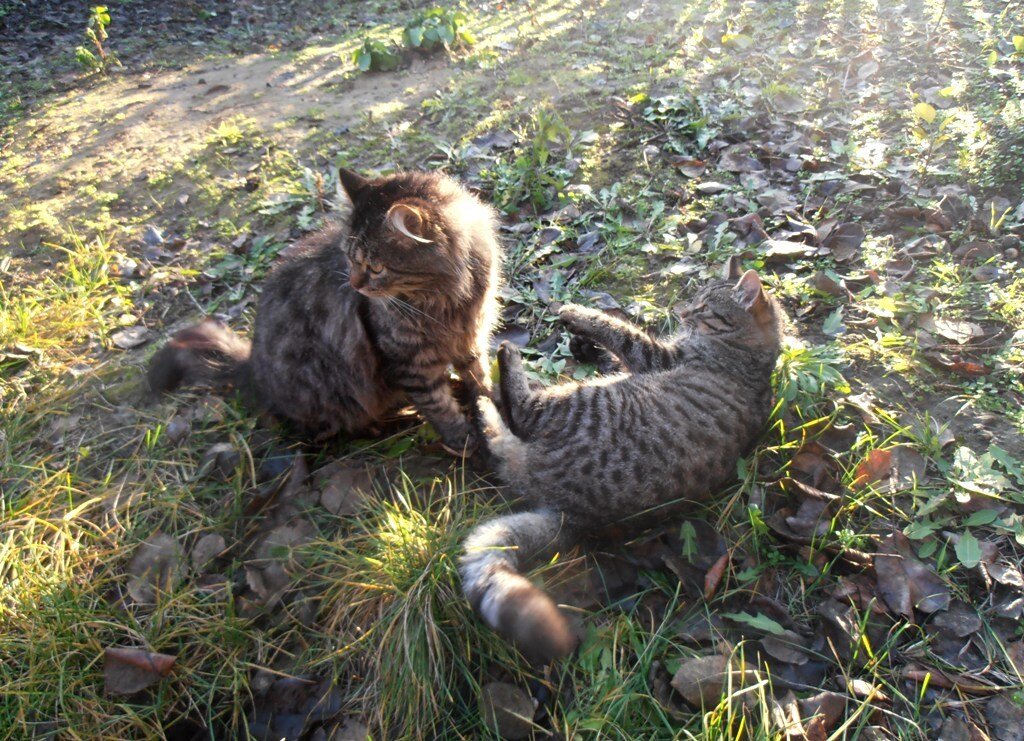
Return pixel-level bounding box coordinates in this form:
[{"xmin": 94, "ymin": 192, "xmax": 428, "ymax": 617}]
[
  {"xmin": 761, "ymin": 630, "xmax": 811, "ymax": 666},
  {"xmin": 987, "ymin": 561, "xmax": 1024, "ymax": 588},
  {"xmin": 127, "ymin": 533, "xmax": 184, "ymax": 604},
  {"xmin": 854, "ymin": 448, "xmax": 892, "ymax": 490},
  {"xmin": 987, "ymin": 692, "xmax": 1024, "ymax": 741},
  {"xmin": 902, "ymin": 663, "xmax": 999, "ymax": 694},
  {"xmin": 886, "ymin": 445, "xmax": 928, "ymax": 491},
  {"xmin": 191, "ymin": 533, "xmax": 226, "ymax": 570},
  {"xmin": 667, "ymin": 156, "xmax": 707, "ymax": 178},
  {"xmin": 104, "ymin": 647, "xmax": 176, "ymax": 695},
  {"xmin": 931, "ymin": 601, "xmax": 983, "ymax": 638},
  {"xmin": 1005, "ymin": 641, "xmax": 1024, "ymax": 676},
  {"xmin": 317, "ymin": 462, "xmax": 374, "ymax": 516},
  {"xmin": 718, "ymin": 144, "xmax": 764, "ymax": 173},
  {"xmin": 790, "ymin": 441, "xmax": 839, "ymax": 491},
  {"xmin": 670, "ymin": 654, "xmax": 759, "ymax": 707},
  {"xmin": 923, "ymin": 351, "xmax": 992, "ymax": 378},
  {"xmin": 247, "ymin": 675, "xmax": 343, "ymax": 741},
  {"xmin": 197, "ymin": 442, "xmax": 241, "ymax": 481},
  {"xmin": 874, "ymin": 531, "xmax": 950, "ymax": 618},
  {"xmin": 703, "ymin": 552, "xmax": 729, "ymax": 600},
  {"xmin": 938, "ymin": 715, "xmax": 991, "ymax": 741},
  {"xmin": 798, "ymin": 690, "xmax": 846, "ymax": 733},
  {"xmin": 479, "ymin": 682, "xmax": 535, "ymax": 740},
  {"xmin": 809, "ymin": 271, "xmax": 848, "ymax": 298},
  {"xmin": 761, "ymin": 239, "xmax": 815, "ymax": 263},
  {"xmin": 918, "ymin": 315, "xmax": 986, "ymax": 345},
  {"xmin": 822, "ymin": 222, "xmax": 865, "ymax": 262},
  {"xmin": 111, "ymin": 326, "xmax": 153, "ymax": 349}
]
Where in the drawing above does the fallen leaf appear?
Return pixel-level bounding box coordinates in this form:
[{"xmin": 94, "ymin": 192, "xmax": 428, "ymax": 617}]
[
  {"xmin": 902, "ymin": 663, "xmax": 999, "ymax": 694},
  {"xmin": 104, "ymin": 647, "xmax": 176, "ymax": 695},
  {"xmin": 760, "ymin": 239, "xmax": 815, "ymax": 263},
  {"xmin": 165, "ymin": 415, "xmax": 191, "ymax": 445},
  {"xmin": 931, "ymin": 601, "xmax": 983, "ymax": 638},
  {"xmin": 798, "ymin": 690, "xmax": 846, "ymax": 733},
  {"xmin": 987, "ymin": 562, "xmax": 1024, "ymax": 588},
  {"xmin": 479, "ymin": 682, "xmax": 534, "ymax": 740},
  {"xmin": 703, "ymin": 552, "xmax": 729, "ymax": 600},
  {"xmin": 671, "ymin": 655, "xmax": 758, "ymax": 707},
  {"xmin": 127, "ymin": 533, "xmax": 184, "ymax": 604},
  {"xmin": 853, "ymin": 449, "xmax": 892, "ymax": 490},
  {"xmin": 761, "ymin": 630, "xmax": 811, "ymax": 666},
  {"xmin": 938, "ymin": 715, "xmax": 991, "ymax": 741},
  {"xmin": 918, "ymin": 315, "xmax": 986, "ymax": 345},
  {"xmin": 822, "ymin": 222, "xmax": 864, "ymax": 262},
  {"xmin": 667, "ymin": 156, "xmax": 707, "ymax": 178},
  {"xmin": 191, "ymin": 533, "xmax": 226, "ymax": 570},
  {"xmin": 874, "ymin": 531, "xmax": 950, "ymax": 619},
  {"xmin": 718, "ymin": 144, "xmax": 764, "ymax": 173},
  {"xmin": 318, "ymin": 463, "xmax": 374, "ymax": 516},
  {"xmin": 247, "ymin": 675, "xmax": 343, "ymax": 741}
]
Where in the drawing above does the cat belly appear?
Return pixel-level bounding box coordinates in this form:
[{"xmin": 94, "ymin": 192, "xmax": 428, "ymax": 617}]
[{"xmin": 510, "ymin": 383, "xmax": 745, "ymax": 530}]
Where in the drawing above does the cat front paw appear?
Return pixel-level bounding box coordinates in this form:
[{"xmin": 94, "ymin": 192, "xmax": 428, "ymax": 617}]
[
  {"xmin": 568, "ymin": 334, "xmax": 605, "ymax": 364},
  {"xmin": 558, "ymin": 304, "xmax": 598, "ymax": 336},
  {"xmin": 496, "ymin": 340, "xmax": 522, "ymax": 369}
]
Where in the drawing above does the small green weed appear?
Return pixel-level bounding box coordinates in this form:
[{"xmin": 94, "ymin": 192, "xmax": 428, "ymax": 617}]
[
  {"xmin": 353, "ymin": 38, "xmax": 403, "ymax": 72},
  {"xmin": 403, "ymin": 7, "xmax": 475, "ymax": 52},
  {"xmin": 74, "ymin": 5, "xmax": 122, "ymax": 74}
]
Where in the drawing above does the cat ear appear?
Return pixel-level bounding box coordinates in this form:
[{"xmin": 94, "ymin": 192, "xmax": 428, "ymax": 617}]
[
  {"xmin": 338, "ymin": 168, "xmax": 369, "ymax": 202},
  {"xmin": 734, "ymin": 269, "xmax": 767, "ymax": 312},
  {"xmin": 387, "ymin": 203, "xmax": 433, "ymax": 244},
  {"xmin": 723, "ymin": 255, "xmax": 744, "ymax": 280}
]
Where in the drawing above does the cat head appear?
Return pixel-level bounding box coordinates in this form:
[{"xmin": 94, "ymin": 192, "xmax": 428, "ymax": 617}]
[
  {"xmin": 676, "ymin": 261, "xmax": 784, "ymax": 351},
  {"xmin": 338, "ymin": 168, "xmax": 493, "ymax": 305}
]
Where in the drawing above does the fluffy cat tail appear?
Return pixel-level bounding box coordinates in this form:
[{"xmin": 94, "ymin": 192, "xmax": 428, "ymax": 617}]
[
  {"xmin": 460, "ymin": 509, "xmax": 578, "ymax": 664},
  {"xmin": 147, "ymin": 318, "xmax": 252, "ymax": 395}
]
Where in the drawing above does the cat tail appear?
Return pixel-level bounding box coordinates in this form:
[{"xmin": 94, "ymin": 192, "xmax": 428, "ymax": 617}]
[
  {"xmin": 147, "ymin": 318, "xmax": 252, "ymax": 395},
  {"xmin": 460, "ymin": 509, "xmax": 579, "ymax": 664}
]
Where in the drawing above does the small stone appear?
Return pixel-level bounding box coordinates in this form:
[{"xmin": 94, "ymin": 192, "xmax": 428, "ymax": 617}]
[
  {"xmin": 165, "ymin": 416, "xmax": 190, "ymax": 445},
  {"xmin": 111, "ymin": 326, "xmax": 152, "ymax": 349},
  {"xmin": 199, "ymin": 443, "xmax": 240, "ymax": 480},
  {"xmin": 142, "ymin": 226, "xmax": 165, "ymax": 246}
]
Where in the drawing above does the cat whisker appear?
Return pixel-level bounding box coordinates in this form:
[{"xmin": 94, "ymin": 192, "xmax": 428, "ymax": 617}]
[{"xmin": 388, "ymin": 295, "xmax": 441, "ymax": 326}]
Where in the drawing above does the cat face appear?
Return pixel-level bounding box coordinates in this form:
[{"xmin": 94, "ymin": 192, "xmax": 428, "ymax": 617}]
[
  {"xmin": 677, "ymin": 270, "xmax": 781, "ymax": 347},
  {"xmin": 339, "ymin": 169, "xmax": 471, "ymax": 302}
]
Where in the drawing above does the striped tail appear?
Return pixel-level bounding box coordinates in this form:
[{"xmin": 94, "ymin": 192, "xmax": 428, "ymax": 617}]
[
  {"xmin": 459, "ymin": 509, "xmax": 578, "ymax": 664},
  {"xmin": 147, "ymin": 318, "xmax": 252, "ymax": 395}
]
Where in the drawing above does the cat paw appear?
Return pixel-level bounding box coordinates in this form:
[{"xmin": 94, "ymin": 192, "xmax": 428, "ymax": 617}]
[
  {"xmin": 568, "ymin": 334, "xmax": 606, "ymax": 364},
  {"xmin": 558, "ymin": 304, "xmax": 592, "ymax": 334},
  {"xmin": 496, "ymin": 341, "xmax": 522, "ymax": 369}
]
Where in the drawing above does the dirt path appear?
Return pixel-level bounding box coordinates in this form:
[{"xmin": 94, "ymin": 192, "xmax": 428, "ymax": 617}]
[{"xmin": 5, "ymin": 48, "xmax": 454, "ymax": 246}]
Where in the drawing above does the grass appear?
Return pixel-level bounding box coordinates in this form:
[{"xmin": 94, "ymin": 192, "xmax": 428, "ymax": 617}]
[{"xmin": 2, "ymin": 0, "xmax": 1024, "ymax": 737}]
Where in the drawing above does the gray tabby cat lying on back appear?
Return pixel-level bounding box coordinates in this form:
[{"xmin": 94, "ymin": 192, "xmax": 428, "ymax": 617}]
[
  {"xmin": 148, "ymin": 169, "xmax": 500, "ymax": 454},
  {"xmin": 460, "ymin": 265, "xmax": 785, "ymax": 663}
]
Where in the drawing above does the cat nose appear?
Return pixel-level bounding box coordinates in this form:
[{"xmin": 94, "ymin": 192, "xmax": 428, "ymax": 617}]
[{"xmin": 349, "ymin": 271, "xmax": 366, "ymax": 290}]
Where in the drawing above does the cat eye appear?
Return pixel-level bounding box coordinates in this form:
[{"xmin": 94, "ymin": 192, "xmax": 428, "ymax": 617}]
[{"xmin": 366, "ymin": 263, "xmax": 384, "ymax": 276}]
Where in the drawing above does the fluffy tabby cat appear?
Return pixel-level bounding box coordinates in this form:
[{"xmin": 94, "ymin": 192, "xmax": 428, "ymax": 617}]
[
  {"xmin": 460, "ymin": 265, "xmax": 784, "ymax": 662},
  {"xmin": 148, "ymin": 169, "xmax": 500, "ymax": 453}
]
